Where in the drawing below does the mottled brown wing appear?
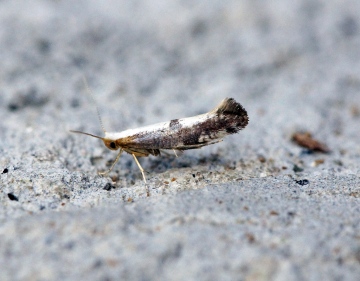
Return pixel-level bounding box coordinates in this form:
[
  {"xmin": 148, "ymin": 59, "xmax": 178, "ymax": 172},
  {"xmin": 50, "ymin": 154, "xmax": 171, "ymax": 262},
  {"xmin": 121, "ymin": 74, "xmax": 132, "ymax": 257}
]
[
  {"xmin": 173, "ymin": 98, "xmax": 248, "ymax": 150},
  {"xmin": 119, "ymin": 98, "xmax": 248, "ymax": 152}
]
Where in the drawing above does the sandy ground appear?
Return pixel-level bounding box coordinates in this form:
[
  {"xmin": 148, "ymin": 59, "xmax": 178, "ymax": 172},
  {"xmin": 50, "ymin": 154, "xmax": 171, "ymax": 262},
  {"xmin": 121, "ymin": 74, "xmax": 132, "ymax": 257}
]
[{"xmin": 0, "ymin": 0, "xmax": 359, "ymax": 280}]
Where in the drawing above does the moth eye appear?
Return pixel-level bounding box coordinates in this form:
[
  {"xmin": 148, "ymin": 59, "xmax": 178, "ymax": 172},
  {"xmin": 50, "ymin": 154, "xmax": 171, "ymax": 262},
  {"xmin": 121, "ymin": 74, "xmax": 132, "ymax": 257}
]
[{"xmin": 110, "ymin": 142, "xmax": 116, "ymax": 149}]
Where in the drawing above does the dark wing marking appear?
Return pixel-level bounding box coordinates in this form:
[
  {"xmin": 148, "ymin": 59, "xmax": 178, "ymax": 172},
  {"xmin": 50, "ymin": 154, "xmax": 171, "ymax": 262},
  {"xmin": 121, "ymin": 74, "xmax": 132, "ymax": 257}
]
[
  {"xmin": 174, "ymin": 98, "xmax": 248, "ymax": 150},
  {"xmin": 212, "ymin": 98, "xmax": 249, "ymax": 124}
]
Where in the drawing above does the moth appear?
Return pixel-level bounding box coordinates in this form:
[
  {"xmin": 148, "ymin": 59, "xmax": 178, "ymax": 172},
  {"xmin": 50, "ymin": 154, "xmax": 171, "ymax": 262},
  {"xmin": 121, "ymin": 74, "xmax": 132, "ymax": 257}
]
[{"xmin": 71, "ymin": 98, "xmax": 249, "ymax": 183}]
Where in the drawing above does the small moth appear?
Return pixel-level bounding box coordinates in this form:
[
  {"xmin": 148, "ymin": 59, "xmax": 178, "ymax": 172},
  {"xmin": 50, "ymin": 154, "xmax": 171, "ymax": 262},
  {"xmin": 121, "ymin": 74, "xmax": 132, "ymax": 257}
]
[{"xmin": 71, "ymin": 98, "xmax": 249, "ymax": 183}]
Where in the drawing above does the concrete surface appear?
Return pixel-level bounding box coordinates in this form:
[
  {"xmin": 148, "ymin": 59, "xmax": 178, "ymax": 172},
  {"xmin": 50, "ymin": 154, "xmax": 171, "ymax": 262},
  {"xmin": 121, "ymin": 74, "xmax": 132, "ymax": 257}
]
[{"xmin": 0, "ymin": 0, "xmax": 359, "ymax": 280}]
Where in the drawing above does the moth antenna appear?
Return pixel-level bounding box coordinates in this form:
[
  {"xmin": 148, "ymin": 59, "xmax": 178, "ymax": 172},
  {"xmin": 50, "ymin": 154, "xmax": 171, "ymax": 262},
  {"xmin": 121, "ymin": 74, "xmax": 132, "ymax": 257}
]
[
  {"xmin": 82, "ymin": 75, "xmax": 107, "ymax": 133},
  {"xmin": 69, "ymin": 130, "xmax": 103, "ymax": 140}
]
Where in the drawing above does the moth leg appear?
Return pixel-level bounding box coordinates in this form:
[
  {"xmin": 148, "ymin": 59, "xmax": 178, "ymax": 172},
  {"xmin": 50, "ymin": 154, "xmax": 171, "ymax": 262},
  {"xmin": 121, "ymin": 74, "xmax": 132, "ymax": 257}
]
[
  {"xmin": 132, "ymin": 154, "xmax": 147, "ymax": 184},
  {"xmin": 98, "ymin": 149, "xmax": 123, "ymax": 176},
  {"xmin": 173, "ymin": 149, "xmax": 178, "ymax": 157}
]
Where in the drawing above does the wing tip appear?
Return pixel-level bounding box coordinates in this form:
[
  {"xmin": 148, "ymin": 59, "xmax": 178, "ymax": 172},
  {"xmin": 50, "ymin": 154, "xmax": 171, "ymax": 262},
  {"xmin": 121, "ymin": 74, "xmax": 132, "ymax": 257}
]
[
  {"xmin": 214, "ymin": 98, "xmax": 249, "ymax": 128},
  {"xmin": 215, "ymin": 98, "xmax": 247, "ymax": 115}
]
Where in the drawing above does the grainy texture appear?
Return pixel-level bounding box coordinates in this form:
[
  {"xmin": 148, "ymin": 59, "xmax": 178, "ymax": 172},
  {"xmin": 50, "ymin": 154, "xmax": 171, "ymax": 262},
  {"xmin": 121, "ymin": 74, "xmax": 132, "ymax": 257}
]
[{"xmin": 1, "ymin": 0, "xmax": 360, "ymax": 280}]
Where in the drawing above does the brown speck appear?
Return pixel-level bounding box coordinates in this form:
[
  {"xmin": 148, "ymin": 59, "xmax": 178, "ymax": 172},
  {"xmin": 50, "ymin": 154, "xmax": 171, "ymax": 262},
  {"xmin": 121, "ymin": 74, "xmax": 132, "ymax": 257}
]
[
  {"xmin": 171, "ymin": 177, "xmax": 176, "ymax": 182},
  {"xmin": 246, "ymin": 233, "xmax": 255, "ymax": 243},
  {"xmin": 48, "ymin": 221, "xmax": 56, "ymax": 228},
  {"xmin": 270, "ymin": 210, "xmax": 279, "ymax": 216},
  {"xmin": 351, "ymin": 105, "xmax": 360, "ymax": 117},
  {"xmin": 61, "ymin": 202, "xmax": 65, "ymax": 206},
  {"xmin": 243, "ymin": 206, "xmax": 249, "ymax": 211},
  {"xmin": 282, "ymin": 166, "xmax": 288, "ymax": 170},
  {"xmin": 257, "ymin": 108, "xmax": 266, "ymax": 116},
  {"xmin": 127, "ymin": 198, "xmax": 133, "ymax": 202},
  {"xmin": 106, "ymin": 259, "xmax": 119, "ymax": 267},
  {"xmin": 313, "ymin": 159, "xmax": 325, "ymax": 166},
  {"xmin": 349, "ymin": 192, "xmax": 360, "ymax": 198},
  {"xmin": 164, "ymin": 181, "xmax": 169, "ymax": 184},
  {"xmin": 292, "ymin": 132, "xmax": 330, "ymax": 153},
  {"xmin": 111, "ymin": 175, "xmax": 118, "ymax": 182},
  {"xmin": 258, "ymin": 156, "xmax": 266, "ymax": 163}
]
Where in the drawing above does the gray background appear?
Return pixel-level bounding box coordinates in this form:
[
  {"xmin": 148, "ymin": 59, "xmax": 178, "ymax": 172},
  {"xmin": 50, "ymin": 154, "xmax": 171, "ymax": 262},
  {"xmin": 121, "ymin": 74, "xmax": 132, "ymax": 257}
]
[{"xmin": 0, "ymin": 0, "xmax": 360, "ymax": 280}]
